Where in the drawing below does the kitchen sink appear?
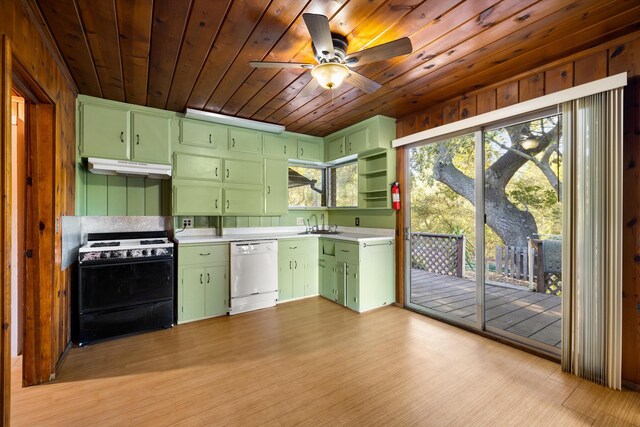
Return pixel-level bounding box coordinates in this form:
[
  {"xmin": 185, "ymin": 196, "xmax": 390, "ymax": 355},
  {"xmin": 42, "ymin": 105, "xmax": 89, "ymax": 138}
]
[{"xmin": 298, "ymin": 230, "xmax": 342, "ymax": 235}]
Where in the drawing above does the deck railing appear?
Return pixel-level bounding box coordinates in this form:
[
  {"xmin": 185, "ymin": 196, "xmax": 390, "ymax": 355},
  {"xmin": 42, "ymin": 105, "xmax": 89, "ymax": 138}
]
[{"xmin": 411, "ymin": 233, "xmax": 464, "ymax": 277}]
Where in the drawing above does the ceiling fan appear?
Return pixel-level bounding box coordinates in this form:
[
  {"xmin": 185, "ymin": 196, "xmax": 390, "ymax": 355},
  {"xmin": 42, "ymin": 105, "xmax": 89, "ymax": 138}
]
[{"xmin": 249, "ymin": 13, "xmax": 413, "ymax": 96}]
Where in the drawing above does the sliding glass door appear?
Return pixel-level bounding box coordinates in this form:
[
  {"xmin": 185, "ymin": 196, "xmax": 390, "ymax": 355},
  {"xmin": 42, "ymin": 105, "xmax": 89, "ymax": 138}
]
[
  {"xmin": 405, "ymin": 112, "xmax": 562, "ymax": 354},
  {"xmin": 406, "ymin": 132, "xmax": 480, "ymax": 328},
  {"xmin": 483, "ymin": 115, "xmax": 562, "ymax": 352}
]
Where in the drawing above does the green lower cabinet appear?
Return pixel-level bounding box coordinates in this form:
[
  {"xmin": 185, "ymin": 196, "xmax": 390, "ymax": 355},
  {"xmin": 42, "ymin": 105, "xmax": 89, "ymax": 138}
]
[
  {"xmin": 334, "ymin": 263, "xmax": 346, "ymax": 306},
  {"xmin": 278, "ymin": 239, "xmax": 318, "ymax": 302},
  {"xmin": 278, "ymin": 254, "xmax": 293, "ymax": 301},
  {"xmin": 345, "ymin": 263, "xmax": 359, "ymax": 311},
  {"xmin": 204, "ymin": 265, "xmax": 229, "ymax": 317},
  {"xmin": 291, "ymin": 254, "xmax": 306, "ymax": 299},
  {"xmin": 180, "ymin": 267, "xmax": 207, "ymax": 322},
  {"xmin": 178, "ymin": 243, "xmax": 229, "ymax": 324},
  {"xmin": 319, "ymin": 254, "xmax": 336, "ymax": 300}
]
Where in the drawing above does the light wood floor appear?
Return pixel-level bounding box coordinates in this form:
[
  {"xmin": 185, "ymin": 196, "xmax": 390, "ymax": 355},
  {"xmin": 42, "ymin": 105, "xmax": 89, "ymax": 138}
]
[{"xmin": 11, "ymin": 297, "xmax": 640, "ymax": 426}]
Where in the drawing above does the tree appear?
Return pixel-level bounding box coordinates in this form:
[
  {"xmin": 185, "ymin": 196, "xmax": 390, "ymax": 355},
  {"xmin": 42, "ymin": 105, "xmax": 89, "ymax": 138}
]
[{"xmin": 419, "ymin": 117, "xmax": 561, "ymax": 248}]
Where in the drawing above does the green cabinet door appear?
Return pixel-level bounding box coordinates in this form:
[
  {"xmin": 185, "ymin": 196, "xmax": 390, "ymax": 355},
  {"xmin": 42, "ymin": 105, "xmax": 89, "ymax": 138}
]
[
  {"xmin": 297, "ymin": 139, "xmax": 322, "ymax": 162},
  {"xmin": 229, "ymin": 128, "xmax": 262, "ymax": 153},
  {"xmin": 180, "ymin": 119, "xmax": 227, "ymax": 148},
  {"xmin": 278, "ymin": 254, "xmax": 293, "ymax": 302},
  {"xmin": 264, "ymin": 158, "xmax": 288, "ymax": 215},
  {"xmin": 347, "ymin": 127, "xmax": 369, "ymax": 155},
  {"xmin": 223, "ymin": 158, "xmax": 263, "ymax": 185},
  {"xmin": 335, "ymin": 262, "xmax": 346, "ymax": 305},
  {"xmin": 223, "ymin": 188, "xmax": 263, "ymax": 215},
  {"xmin": 263, "ymin": 134, "xmax": 295, "ymax": 158},
  {"xmin": 181, "ymin": 267, "xmax": 206, "ymax": 322},
  {"xmin": 327, "ymin": 136, "xmax": 346, "ymax": 160},
  {"xmin": 319, "ymin": 254, "xmax": 335, "ymax": 299},
  {"xmin": 80, "ymin": 103, "xmax": 129, "ymax": 160},
  {"xmin": 174, "ymin": 153, "xmax": 221, "ymax": 181},
  {"xmin": 346, "ymin": 263, "xmax": 360, "ymax": 311},
  {"xmin": 173, "ymin": 184, "xmax": 222, "ymax": 215},
  {"xmin": 205, "ymin": 265, "xmax": 228, "ymax": 317},
  {"xmin": 291, "ymin": 254, "xmax": 306, "ymax": 299},
  {"xmin": 132, "ymin": 112, "xmax": 171, "ymax": 164}
]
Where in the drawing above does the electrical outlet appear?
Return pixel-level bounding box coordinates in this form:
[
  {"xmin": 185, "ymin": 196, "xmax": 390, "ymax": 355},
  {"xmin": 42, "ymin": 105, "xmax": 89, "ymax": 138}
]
[
  {"xmin": 355, "ymin": 217, "xmax": 360, "ymax": 226},
  {"xmin": 296, "ymin": 217, "xmax": 305, "ymax": 225},
  {"xmin": 181, "ymin": 217, "xmax": 194, "ymax": 228}
]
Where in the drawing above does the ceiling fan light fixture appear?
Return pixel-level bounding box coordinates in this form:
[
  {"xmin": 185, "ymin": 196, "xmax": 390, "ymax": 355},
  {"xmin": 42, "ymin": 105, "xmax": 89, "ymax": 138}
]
[{"xmin": 311, "ymin": 62, "xmax": 350, "ymax": 89}]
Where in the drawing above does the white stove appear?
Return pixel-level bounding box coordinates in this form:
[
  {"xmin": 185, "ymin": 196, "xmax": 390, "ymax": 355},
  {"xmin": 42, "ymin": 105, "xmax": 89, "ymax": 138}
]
[{"xmin": 78, "ymin": 231, "xmax": 174, "ymax": 264}]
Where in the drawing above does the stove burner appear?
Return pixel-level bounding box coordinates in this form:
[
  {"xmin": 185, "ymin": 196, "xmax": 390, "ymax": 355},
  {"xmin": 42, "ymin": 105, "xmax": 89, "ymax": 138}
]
[
  {"xmin": 91, "ymin": 241, "xmax": 120, "ymax": 248},
  {"xmin": 140, "ymin": 239, "xmax": 165, "ymax": 245}
]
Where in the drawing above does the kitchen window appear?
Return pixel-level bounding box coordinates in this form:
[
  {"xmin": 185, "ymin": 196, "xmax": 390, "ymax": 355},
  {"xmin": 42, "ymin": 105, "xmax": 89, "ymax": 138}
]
[
  {"xmin": 288, "ymin": 165, "xmax": 326, "ymax": 208},
  {"xmin": 329, "ymin": 161, "xmax": 358, "ymax": 207}
]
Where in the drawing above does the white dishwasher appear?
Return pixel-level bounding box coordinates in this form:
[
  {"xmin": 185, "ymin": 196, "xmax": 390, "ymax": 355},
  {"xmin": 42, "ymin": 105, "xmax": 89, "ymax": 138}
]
[{"xmin": 229, "ymin": 240, "xmax": 278, "ymax": 315}]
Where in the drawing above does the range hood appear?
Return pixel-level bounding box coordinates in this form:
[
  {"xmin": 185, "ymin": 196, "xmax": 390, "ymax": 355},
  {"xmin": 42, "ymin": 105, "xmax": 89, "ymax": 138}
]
[{"xmin": 87, "ymin": 157, "xmax": 172, "ymax": 180}]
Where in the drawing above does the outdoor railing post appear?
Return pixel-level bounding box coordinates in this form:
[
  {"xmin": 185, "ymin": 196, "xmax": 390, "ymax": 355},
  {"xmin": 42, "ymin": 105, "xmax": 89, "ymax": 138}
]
[
  {"xmin": 536, "ymin": 240, "xmax": 545, "ymax": 293},
  {"xmin": 456, "ymin": 236, "xmax": 464, "ymax": 278}
]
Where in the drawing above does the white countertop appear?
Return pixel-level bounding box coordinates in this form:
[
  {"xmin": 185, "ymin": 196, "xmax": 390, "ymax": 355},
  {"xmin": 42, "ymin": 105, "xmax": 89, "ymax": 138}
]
[{"xmin": 173, "ymin": 227, "xmax": 394, "ymax": 244}]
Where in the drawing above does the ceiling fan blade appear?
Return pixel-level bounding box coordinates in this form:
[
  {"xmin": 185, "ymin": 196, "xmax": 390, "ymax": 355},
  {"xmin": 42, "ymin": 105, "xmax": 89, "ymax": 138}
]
[
  {"xmin": 303, "ymin": 13, "xmax": 334, "ymax": 59},
  {"xmin": 249, "ymin": 61, "xmax": 314, "ymax": 69},
  {"xmin": 345, "ymin": 37, "xmax": 412, "ymax": 67},
  {"xmin": 346, "ymin": 71, "xmax": 381, "ymax": 93},
  {"xmin": 298, "ymin": 78, "xmax": 320, "ymax": 98}
]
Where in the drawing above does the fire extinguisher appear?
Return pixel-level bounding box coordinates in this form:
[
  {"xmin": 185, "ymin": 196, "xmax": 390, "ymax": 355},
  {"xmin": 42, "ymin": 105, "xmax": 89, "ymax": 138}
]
[{"xmin": 391, "ymin": 181, "xmax": 401, "ymax": 210}]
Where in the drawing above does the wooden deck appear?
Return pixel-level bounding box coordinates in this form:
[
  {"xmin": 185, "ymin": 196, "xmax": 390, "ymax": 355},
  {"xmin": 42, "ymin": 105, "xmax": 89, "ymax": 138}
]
[{"xmin": 410, "ymin": 269, "xmax": 562, "ymax": 348}]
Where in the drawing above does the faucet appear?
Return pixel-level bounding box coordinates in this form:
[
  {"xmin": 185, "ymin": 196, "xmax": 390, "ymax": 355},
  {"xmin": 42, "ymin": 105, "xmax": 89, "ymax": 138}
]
[
  {"xmin": 310, "ymin": 214, "xmax": 318, "ymax": 231},
  {"xmin": 320, "ymin": 213, "xmax": 325, "ymax": 231}
]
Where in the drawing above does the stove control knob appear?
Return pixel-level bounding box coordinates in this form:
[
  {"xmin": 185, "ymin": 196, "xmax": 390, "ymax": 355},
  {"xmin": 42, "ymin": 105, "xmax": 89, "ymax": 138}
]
[
  {"xmin": 150, "ymin": 249, "xmax": 156, "ymax": 256},
  {"xmin": 142, "ymin": 249, "xmax": 148, "ymax": 256},
  {"xmin": 126, "ymin": 250, "xmax": 132, "ymax": 257},
  {"xmin": 101, "ymin": 252, "xmax": 109, "ymax": 259}
]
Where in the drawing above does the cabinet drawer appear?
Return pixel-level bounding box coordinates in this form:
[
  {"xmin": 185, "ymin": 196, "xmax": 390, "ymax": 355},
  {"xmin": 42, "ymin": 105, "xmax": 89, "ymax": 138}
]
[
  {"xmin": 223, "ymin": 158, "xmax": 263, "ymax": 185},
  {"xmin": 174, "ymin": 153, "xmax": 221, "ymax": 181},
  {"xmin": 229, "ymin": 128, "xmax": 262, "ymax": 153},
  {"xmin": 179, "ymin": 244, "xmax": 229, "ymax": 266},
  {"xmin": 335, "ymin": 242, "xmax": 359, "ymax": 264}
]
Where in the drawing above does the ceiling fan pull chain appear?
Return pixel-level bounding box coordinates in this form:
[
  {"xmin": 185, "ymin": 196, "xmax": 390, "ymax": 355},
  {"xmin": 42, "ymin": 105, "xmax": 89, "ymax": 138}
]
[{"xmin": 331, "ymin": 87, "xmax": 335, "ymax": 106}]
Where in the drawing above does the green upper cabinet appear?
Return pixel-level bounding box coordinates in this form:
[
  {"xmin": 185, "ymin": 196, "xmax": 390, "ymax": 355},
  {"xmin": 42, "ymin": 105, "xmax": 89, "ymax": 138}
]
[
  {"xmin": 132, "ymin": 112, "xmax": 171, "ymax": 164},
  {"xmin": 79, "ymin": 102, "xmax": 130, "ymax": 160},
  {"xmin": 223, "ymin": 158, "xmax": 262, "ymax": 185},
  {"xmin": 172, "ymin": 183, "xmax": 222, "ymax": 216},
  {"xmin": 179, "ymin": 119, "xmax": 227, "ymax": 149},
  {"xmin": 327, "ymin": 136, "xmax": 346, "ymax": 161},
  {"xmin": 174, "ymin": 153, "xmax": 221, "ymax": 181},
  {"xmin": 223, "ymin": 187, "xmax": 263, "ymax": 215},
  {"xmin": 264, "ymin": 157, "xmax": 288, "ymax": 215},
  {"xmin": 297, "ymin": 139, "xmax": 322, "ymax": 162},
  {"xmin": 346, "ymin": 127, "xmax": 369, "ymax": 155},
  {"xmin": 229, "ymin": 128, "xmax": 262, "ymax": 154},
  {"xmin": 263, "ymin": 134, "xmax": 295, "ymax": 158},
  {"xmin": 324, "ymin": 115, "xmax": 396, "ymax": 161},
  {"xmin": 78, "ymin": 95, "xmax": 173, "ymax": 164}
]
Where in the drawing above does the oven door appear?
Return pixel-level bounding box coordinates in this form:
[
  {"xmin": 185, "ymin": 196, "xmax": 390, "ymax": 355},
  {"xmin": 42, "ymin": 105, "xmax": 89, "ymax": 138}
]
[{"xmin": 79, "ymin": 257, "xmax": 174, "ymax": 313}]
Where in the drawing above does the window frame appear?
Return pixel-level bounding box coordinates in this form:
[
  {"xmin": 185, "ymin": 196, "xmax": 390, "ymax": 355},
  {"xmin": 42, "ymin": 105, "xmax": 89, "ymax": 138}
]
[
  {"xmin": 327, "ymin": 160, "xmax": 359, "ymax": 208},
  {"xmin": 287, "ymin": 164, "xmax": 327, "ymax": 208}
]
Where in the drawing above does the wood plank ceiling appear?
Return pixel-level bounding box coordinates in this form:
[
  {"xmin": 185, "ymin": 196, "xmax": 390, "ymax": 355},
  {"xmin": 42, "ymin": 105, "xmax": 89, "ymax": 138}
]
[{"xmin": 37, "ymin": 0, "xmax": 640, "ymax": 136}]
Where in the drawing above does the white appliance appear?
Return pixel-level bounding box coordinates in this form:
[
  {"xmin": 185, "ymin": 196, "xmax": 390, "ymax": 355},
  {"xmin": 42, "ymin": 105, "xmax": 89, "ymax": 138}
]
[
  {"xmin": 87, "ymin": 157, "xmax": 172, "ymax": 179},
  {"xmin": 230, "ymin": 240, "xmax": 278, "ymax": 315}
]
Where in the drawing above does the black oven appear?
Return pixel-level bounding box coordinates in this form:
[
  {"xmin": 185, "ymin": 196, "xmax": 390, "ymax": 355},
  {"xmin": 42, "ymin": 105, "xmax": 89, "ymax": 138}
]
[{"xmin": 75, "ymin": 231, "xmax": 174, "ymax": 346}]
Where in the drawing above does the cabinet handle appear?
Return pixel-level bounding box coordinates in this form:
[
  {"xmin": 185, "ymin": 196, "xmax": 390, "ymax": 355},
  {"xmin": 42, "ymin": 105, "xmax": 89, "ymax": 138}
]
[
  {"xmin": 207, "ymin": 273, "xmax": 210, "ymax": 283},
  {"xmin": 215, "ymin": 199, "xmax": 218, "ymax": 209},
  {"xmin": 300, "ymin": 147, "xmax": 304, "ymax": 156},
  {"xmin": 209, "ymin": 134, "xmax": 212, "ymax": 144},
  {"xmin": 267, "ymin": 185, "xmax": 271, "ymax": 195},
  {"xmin": 294, "ymin": 260, "xmax": 297, "ymax": 269},
  {"xmin": 226, "ymin": 169, "xmax": 229, "ymax": 179},
  {"xmin": 136, "ymin": 134, "xmax": 140, "ymax": 145},
  {"xmin": 232, "ymin": 138, "xmax": 236, "ymax": 147},
  {"xmin": 215, "ymin": 167, "xmax": 218, "ymax": 177},
  {"xmin": 284, "ymin": 145, "xmax": 287, "ymax": 154},
  {"xmin": 120, "ymin": 131, "xmax": 124, "ymax": 143},
  {"xmin": 199, "ymin": 253, "xmax": 211, "ymax": 256},
  {"xmin": 341, "ymin": 249, "xmax": 350, "ymax": 252},
  {"xmin": 349, "ymin": 142, "xmax": 352, "ymax": 152},
  {"xmin": 200, "ymin": 273, "xmax": 203, "ymax": 284},
  {"xmin": 289, "ymin": 246, "xmax": 297, "ymax": 249},
  {"xmin": 289, "ymin": 260, "xmax": 292, "ymax": 270},
  {"xmin": 226, "ymin": 200, "xmax": 230, "ymax": 210}
]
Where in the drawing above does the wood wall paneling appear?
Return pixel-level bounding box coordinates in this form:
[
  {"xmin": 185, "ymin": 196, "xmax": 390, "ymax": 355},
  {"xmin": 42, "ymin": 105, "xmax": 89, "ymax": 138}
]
[{"xmin": 544, "ymin": 63, "xmax": 574, "ymax": 94}]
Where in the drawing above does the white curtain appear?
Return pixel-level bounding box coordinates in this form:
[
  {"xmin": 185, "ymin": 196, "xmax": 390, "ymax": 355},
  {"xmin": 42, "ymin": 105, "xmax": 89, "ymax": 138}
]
[{"xmin": 561, "ymin": 88, "xmax": 623, "ymax": 389}]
